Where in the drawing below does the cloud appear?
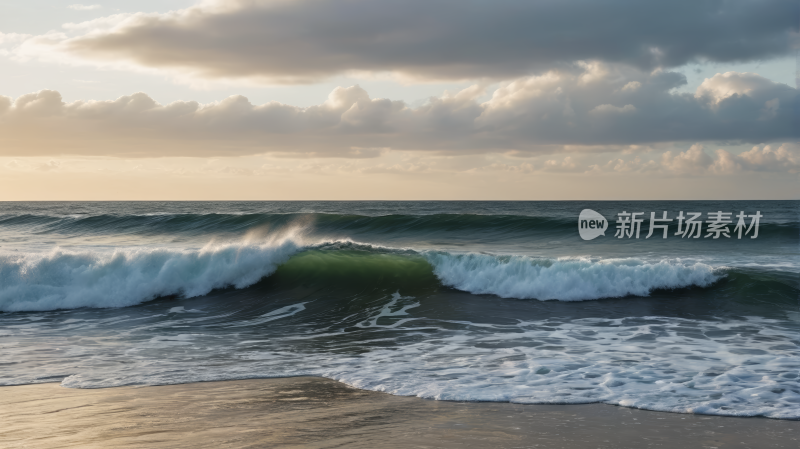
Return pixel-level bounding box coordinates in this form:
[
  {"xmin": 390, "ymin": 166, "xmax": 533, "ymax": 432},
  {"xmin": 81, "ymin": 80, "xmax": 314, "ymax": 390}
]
[
  {"xmin": 696, "ymin": 71, "xmax": 788, "ymax": 105},
  {"xmin": 661, "ymin": 144, "xmax": 714, "ymax": 174},
  {"xmin": 68, "ymin": 4, "xmax": 102, "ymax": 11},
  {"xmin": 0, "ymin": 32, "xmax": 32, "ymax": 57},
  {"xmin": 4, "ymin": 158, "xmax": 63, "ymax": 172},
  {"xmin": 716, "ymin": 143, "xmax": 800, "ymax": 174},
  {"xmin": 541, "ymin": 156, "xmax": 581, "ymax": 173},
  {"xmin": 473, "ymin": 67, "xmax": 796, "ymax": 147},
  {"xmin": 584, "ymin": 143, "xmax": 800, "ymax": 176},
  {"xmin": 15, "ymin": 0, "xmax": 798, "ymax": 83},
  {"xmin": 590, "ymin": 104, "xmax": 637, "ymax": 114},
  {"xmin": 588, "ymin": 157, "xmax": 660, "ymax": 174},
  {"xmin": 0, "ymin": 68, "xmax": 795, "ymax": 157}
]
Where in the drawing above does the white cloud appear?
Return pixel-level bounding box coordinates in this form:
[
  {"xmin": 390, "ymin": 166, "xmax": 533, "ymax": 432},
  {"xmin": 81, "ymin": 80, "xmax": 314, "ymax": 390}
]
[
  {"xmin": 0, "ymin": 68, "xmax": 794, "ymax": 159},
  {"xmin": 734, "ymin": 143, "xmax": 800, "ymax": 173},
  {"xmin": 660, "ymin": 144, "xmax": 714, "ymax": 175},
  {"xmin": 695, "ymin": 72, "xmax": 783, "ymax": 105},
  {"xmin": 541, "ymin": 156, "xmax": 581, "ymax": 172},
  {"xmin": 68, "ymin": 4, "xmax": 102, "ymax": 11}
]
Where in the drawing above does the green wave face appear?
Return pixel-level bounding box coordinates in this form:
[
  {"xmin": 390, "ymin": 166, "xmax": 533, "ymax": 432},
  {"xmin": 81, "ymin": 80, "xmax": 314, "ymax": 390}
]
[{"xmin": 268, "ymin": 248, "xmax": 440, "ymax": 292}]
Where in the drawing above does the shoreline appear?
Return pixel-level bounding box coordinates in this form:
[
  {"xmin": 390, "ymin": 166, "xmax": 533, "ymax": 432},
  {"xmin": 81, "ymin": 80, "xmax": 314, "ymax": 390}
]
[{"xmin": 1, "ymin": 377, "xmax": 798, "ymax": 448}]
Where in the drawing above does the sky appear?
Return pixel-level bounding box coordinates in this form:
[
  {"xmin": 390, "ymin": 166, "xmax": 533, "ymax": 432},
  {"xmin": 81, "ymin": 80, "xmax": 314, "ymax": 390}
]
[{"xmin": 0, "ymin": 0, "xmax": 797, "ymax": 200}]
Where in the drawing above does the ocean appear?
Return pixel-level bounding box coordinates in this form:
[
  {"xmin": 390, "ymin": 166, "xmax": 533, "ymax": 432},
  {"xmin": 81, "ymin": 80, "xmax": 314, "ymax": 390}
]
[{"xmin": 0, "ymin": 201, "xmax": 798, "ymax": 419}]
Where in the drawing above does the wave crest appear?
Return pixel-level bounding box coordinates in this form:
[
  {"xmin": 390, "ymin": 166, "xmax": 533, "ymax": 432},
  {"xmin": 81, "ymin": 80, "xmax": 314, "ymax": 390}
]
[
  {"xmin": 0, "ymin": 240, "xmax": 301, "ymax": 312},
  {"xmin": 426, "ymin": 253, "xmax": 722, "ymax": 300},
  {"xmin": 0, "ymin": 241, "xmax": 726, "ymax": 312}
]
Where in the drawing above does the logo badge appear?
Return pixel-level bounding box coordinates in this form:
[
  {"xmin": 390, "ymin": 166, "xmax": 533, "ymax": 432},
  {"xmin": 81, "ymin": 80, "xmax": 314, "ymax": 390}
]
[{"xmin": 579, "ymin": 209, "xmax": 608, "ymax": 240}]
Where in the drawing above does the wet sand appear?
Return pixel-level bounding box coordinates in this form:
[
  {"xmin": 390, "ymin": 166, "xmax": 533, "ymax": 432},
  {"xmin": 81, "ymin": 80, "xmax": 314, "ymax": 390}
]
[{"xmin": 1, "ymin": 377, "xmax": 798, "ymax": 448}]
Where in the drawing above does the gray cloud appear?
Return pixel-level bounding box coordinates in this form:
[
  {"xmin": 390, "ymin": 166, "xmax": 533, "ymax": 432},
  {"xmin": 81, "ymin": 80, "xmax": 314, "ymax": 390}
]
[
  {"xmin": 0, "ymin": 67, "xmax": 795, "ymax": 157},
  {"xmin": 42, "ymin": 0, "xmax": 799, "ymax": 82}
]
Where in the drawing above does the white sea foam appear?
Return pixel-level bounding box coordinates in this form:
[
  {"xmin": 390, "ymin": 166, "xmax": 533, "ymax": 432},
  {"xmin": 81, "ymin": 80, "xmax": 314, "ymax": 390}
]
[
  {"xmin": 0, "ymin": 240, "xmax": 301, "ymax": 312},
  {"xmin": 355, "ymin": 292, "xmax": 420, "ymax": 328},
  {"xmin": 41, "ymin": 311, "xmax": 800, "ymax": 419},
  {"xmin": 426, "ymin": 253, "xmax": 722, "ymax": 300},
  {"xmin": 324, "ymin": 315, "xmax": 800, "ymax": 419},
  {"xmin": 221, "ymin": 303, "xmax": 307, "ymax": 328},
  {"xmin": 2, "ymin": 293, "xmax": 799, "ymax": 418},
  {"xmin": 168, "ymin": 306, "xmax": 203, "ymax": 313}
]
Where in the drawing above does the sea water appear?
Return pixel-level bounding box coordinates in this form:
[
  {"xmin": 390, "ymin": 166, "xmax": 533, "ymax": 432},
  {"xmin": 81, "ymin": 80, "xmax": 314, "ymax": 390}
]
[{"xmin": 0, "ymin": 201, "xmax": 797, "ymax": 418}]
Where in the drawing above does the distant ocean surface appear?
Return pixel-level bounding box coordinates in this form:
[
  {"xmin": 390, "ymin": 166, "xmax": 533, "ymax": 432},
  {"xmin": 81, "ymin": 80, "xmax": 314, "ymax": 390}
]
[{"xmin": 0, "ymin": 201, "xmax": 798, "ymax": 418}]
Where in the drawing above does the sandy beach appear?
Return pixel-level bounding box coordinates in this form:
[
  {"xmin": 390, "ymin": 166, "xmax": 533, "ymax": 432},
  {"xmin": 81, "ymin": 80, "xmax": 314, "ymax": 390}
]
[{"xmin": 1, "ymin": 377, "xmax": 797, "ymax": 448}]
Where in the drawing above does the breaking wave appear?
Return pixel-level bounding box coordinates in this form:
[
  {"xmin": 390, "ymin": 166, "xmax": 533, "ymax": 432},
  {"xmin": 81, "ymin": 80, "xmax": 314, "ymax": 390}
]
[
  {"xmin": 426, "ymin": 253, "xmax": 721, "ymax": 301},
  {"xmin": 0, "ymin": 240, "xmax": 301, "ymax": 312},
  {"xmin": 0, "ymin": 240, "xmax": 726, "ymax": 312}
]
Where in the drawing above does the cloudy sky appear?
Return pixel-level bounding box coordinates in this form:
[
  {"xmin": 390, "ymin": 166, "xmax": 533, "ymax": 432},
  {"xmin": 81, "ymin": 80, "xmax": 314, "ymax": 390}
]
[{"xmin": 0, "ymin": 0, "xmax": 797, "ymax": 200}]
